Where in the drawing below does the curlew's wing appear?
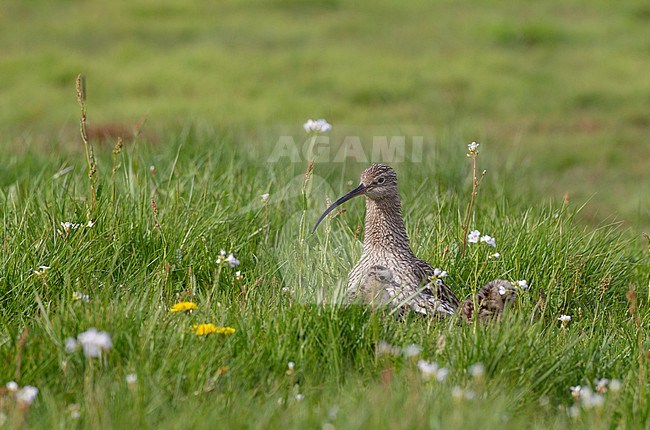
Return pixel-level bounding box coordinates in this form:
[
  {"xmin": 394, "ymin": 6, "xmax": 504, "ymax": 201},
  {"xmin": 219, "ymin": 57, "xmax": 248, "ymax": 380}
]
[{"xmin": 413, "ymin": 258, "xmax": 460, "ymax": 309}]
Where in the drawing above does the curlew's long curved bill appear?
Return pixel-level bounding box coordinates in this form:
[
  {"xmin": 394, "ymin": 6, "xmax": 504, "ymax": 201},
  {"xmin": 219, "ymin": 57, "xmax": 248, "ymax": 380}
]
[{"xmin": 311, "ymin": 183, "xmax": 366, "ymax": 233}]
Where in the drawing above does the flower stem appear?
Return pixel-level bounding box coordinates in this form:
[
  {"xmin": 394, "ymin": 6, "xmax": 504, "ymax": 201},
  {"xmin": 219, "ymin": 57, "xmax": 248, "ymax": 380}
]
[{"xmin": 461, "ymin": 154, "xmax": 480, "ymax": 258}]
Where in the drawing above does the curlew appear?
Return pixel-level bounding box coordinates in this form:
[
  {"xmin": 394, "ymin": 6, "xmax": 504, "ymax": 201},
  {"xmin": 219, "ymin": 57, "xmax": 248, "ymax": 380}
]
[
  {"xmin": 459, "ymin": 279, "xmax": 517, "ymax": 322},
  {"xmin": 355, "ymin": 265, "xmax": 394, "ymax": 310},
  {"xmin": 312, "ymin": 164, "xmax": 514, "ymax": 320}
]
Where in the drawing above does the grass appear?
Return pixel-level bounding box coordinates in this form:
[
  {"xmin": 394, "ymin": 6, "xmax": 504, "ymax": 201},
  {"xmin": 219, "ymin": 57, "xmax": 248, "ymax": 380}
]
[
  {"xmin": 1, "ymin": 0, "xmax": 649, "ymax": 427},
  {"xmin": 0, "ymin": 0, "xmax": 649, "ymax": 229},
  {"xmin": 0, "ymin": 125, "xmax": 648, "ymax": 428}
]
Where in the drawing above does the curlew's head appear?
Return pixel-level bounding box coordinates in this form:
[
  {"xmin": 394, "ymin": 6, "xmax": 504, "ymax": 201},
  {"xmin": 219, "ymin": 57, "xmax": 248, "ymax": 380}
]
[
  {"xmin": 359, "ymin": 164, "xmax": 399, "ymax": 200},
  {"xmin": 311, "ymin": 164, "xmax": 398, "ymax": 233}
]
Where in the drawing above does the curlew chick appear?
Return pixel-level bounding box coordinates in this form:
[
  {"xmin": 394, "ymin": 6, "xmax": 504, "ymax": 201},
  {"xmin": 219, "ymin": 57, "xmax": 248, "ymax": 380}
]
[
  {"xmin": 356, "ymin": 265, "xmax": 395, "ymax": 309},
  {"xmin": 459, "ymin": 280, "xmax": 517, "ymax": 322}
]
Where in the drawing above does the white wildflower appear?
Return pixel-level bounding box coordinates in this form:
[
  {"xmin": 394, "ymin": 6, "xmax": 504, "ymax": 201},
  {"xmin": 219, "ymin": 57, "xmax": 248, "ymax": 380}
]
[
  {"xmin": 60, "ymin": 221, "xmax": 81, "ymax": 233},
  {"xmin": 16, "ymin": 386, "xmax": 38, "ymax": 404},
  {"xmin": 216, "ymin": 250, "xmax": 240, "ymax": 267},
  {"xmin": 126, "ymin": 373, "xmax": 138, "ymax": 386},
  {"xmin": 65, "ymin": 337, "xmax": 79, "ymax": 353},
  {"xmin": 287, "ymin": 361, "xmax": 295, "ymax": 371},
  {"xmin": 469, "ymin": 363, "xmax": 485, "ymax": 379},
  {"xmin": 451, "ymin": 386, "xmax": 464, "ymax": 400},
  {"xmin": 226, "ymin": 253, "xmax": 240, "ymax": 268},
  {"xmin": 417, "ymin": 360, "xmax": 448, "ymax": 381},
  {"xmin": 467, "ymin": 230, "xmax": 481, "ymax": 243},
  {"xmin": 463, "ymin": 389, "xmax": 476, "ymax": 400},
  {"xmin": 216, "ymin": 249, "xmax": 227, "ymax": 264},
  {"xmin": 261, "ymin": 193, "xmax": 270, "ymax": 203},
  {"xmin": 295, "ymin": 393, "xmax": 304, "ymax": 401},
  {"xmin": 480, "ymin": 235, "xmax": 496, "ymax": 247},
  {"xmin": 581, "ymin": 387, "xmax": 604, "ymax": 409},
  {"xmin": 68, "ymin": 403, "xmax": 81, "ymax": 420},
  {"xmin": 436, "ymin": 367, "xmax": 449, "ymax": 382},
  {"xmin": 489, "ymin": 252, "xmax": 500, "ymax": 259},
  {"xmin": 34, "ymin": 265, "xmax": 50, "ymax": 276},
  {"xmin": 417, "ymin": 360, "xmax": 437, "ymax": 376},
  {"xmin": 452, "ymin": 386, "xmax": 476, "ymax": 400},
  {"xmin": 6, "ymin": 381, "xmax": 18, "ymax": 392},
  {"xmin": 77, "ymin": 328, "xmax": 113, "ymax": 358},
  {"xmin": 60, "ymin": 221, "xmax": 93, "ymax": 232},
  {"xmin": 403, "ymin": 344, "xmax": 422, "ymax": 358},
  {"xmin": 377, "ymin": 341, "xmax": 400, "ymax": 356},
  {"xmin": 467, "ymin": 141, "xmax": 479, "ymax": 156},
  {"xmin": 608, "ymin": 379, "xmax": 622, "ymax": 392},
  {"xmin": 570, "ymin": 385, "xmax": 582, "ymax": 399},
  {"xmin": 432, "ymin": 268, "xmax": 448, "ymax": 278},
  {"xmin": 303, "ymin": 119, "xmax": 332, "ymax": 134},
  {"xmin": 595, "ymin": 378, "xmax": 608, "ymax": 394},
  {"xmin": 514, "ymin": 280, "xmax": 529, "ymax": 289},
  {"xmin": 558, "ymin": 314, "xmax": 571, "ymax": 329},
  {"xmin": 328, "ymin": 405, "xmax": 339, "ymax": 420},
  {"xmin": 235, "ymin": 270, "xmax": 242, "ymax": 281},
  {"xmin": 72, "ymin": 291, "xmax": 90, "ymax": 302}
]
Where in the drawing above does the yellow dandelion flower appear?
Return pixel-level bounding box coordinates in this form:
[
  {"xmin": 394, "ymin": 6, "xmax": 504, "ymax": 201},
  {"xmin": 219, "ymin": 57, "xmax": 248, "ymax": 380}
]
[
  {"xmin": 216, "ymin": 327, "xmax": 236, "ymax": 336},
  {"xmin": 170, "ymin": 301, "xmax": 198, "ymax": 313},
  {"xmin": 191, "ymin": 324, "xmax": 236, "ymax": 336},
  {"xmin": 191, "ymin": 323, "xmax": 218, "ymax": 335},
  {"xmin": 216, "ymin": 366, "xmax": 229, "ymax": 376}
]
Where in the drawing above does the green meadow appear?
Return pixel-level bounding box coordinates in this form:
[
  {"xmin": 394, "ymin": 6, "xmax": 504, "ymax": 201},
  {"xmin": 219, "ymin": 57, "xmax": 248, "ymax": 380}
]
[{"xmin": 1, "ymin": 0, "xmax": 649, "ymax": 428}]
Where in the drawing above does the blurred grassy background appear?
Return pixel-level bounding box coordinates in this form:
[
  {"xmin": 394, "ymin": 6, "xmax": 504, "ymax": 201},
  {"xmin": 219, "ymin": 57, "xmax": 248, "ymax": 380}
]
[{"xmin": 1, "ymin": 0, "xmax": 649, "ymax": 230}]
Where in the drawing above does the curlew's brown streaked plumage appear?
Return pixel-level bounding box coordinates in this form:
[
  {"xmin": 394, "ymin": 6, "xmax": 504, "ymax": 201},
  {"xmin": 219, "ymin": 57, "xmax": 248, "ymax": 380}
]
[
  {"xmin": 312, "ymin": 164, "xmax": 514, "ymax": 320},
  {"xmin": 356, "ymin": 265, "xmax": 468, "ymax": 318},
  {"xmin": 459, "ymin": 279, "xmax": 517, "ymax": 322}
]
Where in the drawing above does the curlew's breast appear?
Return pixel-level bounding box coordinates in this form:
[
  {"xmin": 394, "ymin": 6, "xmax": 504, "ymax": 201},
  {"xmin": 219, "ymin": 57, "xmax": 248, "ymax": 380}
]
[{"xmin": 347, "ymin": 249, "xmax": 422, "ymax": 295}]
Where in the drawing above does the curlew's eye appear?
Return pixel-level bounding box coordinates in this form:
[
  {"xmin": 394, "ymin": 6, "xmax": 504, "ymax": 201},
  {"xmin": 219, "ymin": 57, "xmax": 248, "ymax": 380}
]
[{"xmin": 376, "ymin": 177, "xmax": 385, "ymax": 185}]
